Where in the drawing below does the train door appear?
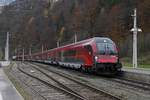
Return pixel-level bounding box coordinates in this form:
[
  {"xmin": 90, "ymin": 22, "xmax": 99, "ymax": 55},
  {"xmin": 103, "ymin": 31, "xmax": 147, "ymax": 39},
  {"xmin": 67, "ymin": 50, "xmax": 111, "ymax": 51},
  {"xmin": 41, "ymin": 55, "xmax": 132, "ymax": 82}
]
[
  {"xmin": 84, "ymin": 45, "xmax": 93, "ymax": 66},
  {"xmin": 84, "ymin": 45, "xmax": 93, "ymax": 55}
]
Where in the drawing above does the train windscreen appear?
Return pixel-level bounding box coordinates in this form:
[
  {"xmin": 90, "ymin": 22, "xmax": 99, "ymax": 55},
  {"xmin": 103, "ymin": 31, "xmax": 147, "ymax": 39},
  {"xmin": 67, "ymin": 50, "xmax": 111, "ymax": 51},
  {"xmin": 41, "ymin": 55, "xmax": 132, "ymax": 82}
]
[{"xmin": 96, "ymin": 43, "xmax": 117, "ymax": 55}]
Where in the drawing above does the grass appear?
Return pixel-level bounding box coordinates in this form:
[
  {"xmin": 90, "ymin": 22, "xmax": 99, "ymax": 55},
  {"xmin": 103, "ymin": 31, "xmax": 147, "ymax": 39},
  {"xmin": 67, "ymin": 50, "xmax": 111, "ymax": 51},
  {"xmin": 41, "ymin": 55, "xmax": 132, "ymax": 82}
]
[
  {"xmin": 122, "ymin": 62, "xmax": 150, "ymax": 69},
  {"xmin": 121, "ymin": 53, "xmax": 150, "ymax": 69},
  {"xmin": 4, "ymin": 62, "xmax": 32, "ymax": 100}
]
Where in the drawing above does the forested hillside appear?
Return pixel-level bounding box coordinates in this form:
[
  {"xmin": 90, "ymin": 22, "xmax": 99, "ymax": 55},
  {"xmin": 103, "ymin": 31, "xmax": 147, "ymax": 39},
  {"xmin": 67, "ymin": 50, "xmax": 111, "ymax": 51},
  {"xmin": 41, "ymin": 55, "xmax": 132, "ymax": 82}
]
[{"xmin": 0, "ymin": 0, "xmax": 149, "ymax": 58}]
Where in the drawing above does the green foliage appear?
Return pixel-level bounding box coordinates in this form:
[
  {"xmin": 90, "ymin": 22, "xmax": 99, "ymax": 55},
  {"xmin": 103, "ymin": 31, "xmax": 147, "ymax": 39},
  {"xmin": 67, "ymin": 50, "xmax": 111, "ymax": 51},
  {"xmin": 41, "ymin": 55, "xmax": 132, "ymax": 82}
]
[{"xmin": 121, "ymin": 54, "xmax": 150, "ymax": 68}]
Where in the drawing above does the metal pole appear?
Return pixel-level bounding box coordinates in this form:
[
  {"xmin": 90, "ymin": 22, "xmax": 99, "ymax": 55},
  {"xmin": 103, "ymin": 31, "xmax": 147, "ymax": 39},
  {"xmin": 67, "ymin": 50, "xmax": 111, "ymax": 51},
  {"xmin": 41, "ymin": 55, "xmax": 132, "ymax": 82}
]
[
  {"xmin": 57, "ymin": 40, "xmax": 59, "ymax": 47},
  {"xmin": 29, "ymin": 48, "xmax": 31, "ymax": 56},
  {"xmin": 133, "ymin": 9, "xmax": 137, "ymax": 68},
  {"xmin": 5, "ymin": 32, "xmax": 9, "ymax": 61},
  {"xmin": 29, "ymin": 47, "xmax": 31, "ymax": 59},
  {"xmin": 22, "ymin": 48, "xmax": 24, "ymax": 61},
  {"xmin": 41, "ymin": 45, "xmax": 44, "ymax": 59},
  {"xmin": 42, "ymin": 45, "xmax": 44, "ymax": 54},
  {"xmin": 17, "ymin": 49, "xmax": 19, "ymax": 61},
  {"xmin": 74, "ymin": 33, "xmax": 77, "ymax": 43},
  {"xmin": 131, "ymin": 8, "xmax": 142, "ymax": 68}
]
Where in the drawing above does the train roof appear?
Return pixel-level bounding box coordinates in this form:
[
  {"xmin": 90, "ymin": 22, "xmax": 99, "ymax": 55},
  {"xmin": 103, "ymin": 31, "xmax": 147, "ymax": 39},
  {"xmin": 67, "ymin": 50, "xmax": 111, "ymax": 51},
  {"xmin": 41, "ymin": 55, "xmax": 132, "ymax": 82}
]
[
  {"xmin": 94, "ymin": 37, "xmax": 114, "ymax": 43},
  {"xmin": 23, "ymin": 37, "xmax": 114, "ymax": 56},
  {"xmin": 47, "ymin": 37, "xmax": 114, "ymax": 51}
]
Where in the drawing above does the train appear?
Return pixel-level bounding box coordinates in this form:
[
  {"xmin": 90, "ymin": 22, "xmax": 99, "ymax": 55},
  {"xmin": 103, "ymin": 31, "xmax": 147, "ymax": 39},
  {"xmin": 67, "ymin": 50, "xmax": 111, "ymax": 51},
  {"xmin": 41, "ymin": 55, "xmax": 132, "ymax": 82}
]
[{"xmin": 15, "ymin": 37, "xmax": 122, "ymax": 74}]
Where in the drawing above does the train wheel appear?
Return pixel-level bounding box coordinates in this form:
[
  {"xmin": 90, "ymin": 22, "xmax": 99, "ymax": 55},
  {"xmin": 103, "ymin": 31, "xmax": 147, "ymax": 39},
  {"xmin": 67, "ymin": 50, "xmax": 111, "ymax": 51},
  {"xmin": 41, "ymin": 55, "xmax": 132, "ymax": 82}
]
[
  {"xmin": 80, "ymin": 65, "xmax": 85, "ymax": 73},
  {"xmin": 86, "ymin": 67, "xmax": 93, "ymax": 74},
  {"xmin": 81, "ymin": 66, "xmax": 92, "ymax": 74},
  {"xmin": 80, "ymin": 66, "xmax": 87, "ymax": 73}
]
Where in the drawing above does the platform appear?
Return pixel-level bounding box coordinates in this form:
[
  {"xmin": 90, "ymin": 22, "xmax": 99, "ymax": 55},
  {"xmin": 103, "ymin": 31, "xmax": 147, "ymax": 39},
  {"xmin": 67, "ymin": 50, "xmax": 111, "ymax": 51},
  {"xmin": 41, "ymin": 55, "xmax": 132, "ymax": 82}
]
[
  {"xmin": 0, "ymin": 61, "xmax": 10, "ymax": 67},
  {"xmin": 122, "ymin": 67, "xmax": 150, "ymax": 84},
  {"xmin": 0, "ymin": 68, "xmax": 23, "ymax": 100},
  {"xmin": 123, "ymin": 67, "xmax": 150, "ymax": 74}
]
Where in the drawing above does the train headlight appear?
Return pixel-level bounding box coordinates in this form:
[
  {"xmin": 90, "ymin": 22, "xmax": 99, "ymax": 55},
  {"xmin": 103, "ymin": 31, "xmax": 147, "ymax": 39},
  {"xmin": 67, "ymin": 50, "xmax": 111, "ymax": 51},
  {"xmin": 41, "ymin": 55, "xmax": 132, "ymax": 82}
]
[{"xmin": 95, "ymin": 56, "xmax": 98, "ymax": 61}]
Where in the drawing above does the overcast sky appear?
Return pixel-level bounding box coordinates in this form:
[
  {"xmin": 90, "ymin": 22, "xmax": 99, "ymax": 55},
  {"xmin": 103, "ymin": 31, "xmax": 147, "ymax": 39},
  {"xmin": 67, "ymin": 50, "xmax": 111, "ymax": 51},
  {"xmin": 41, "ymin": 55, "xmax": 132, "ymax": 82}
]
[{"xmin": 0, "ymin": 0, "xmax": 15, "ymax": 6}]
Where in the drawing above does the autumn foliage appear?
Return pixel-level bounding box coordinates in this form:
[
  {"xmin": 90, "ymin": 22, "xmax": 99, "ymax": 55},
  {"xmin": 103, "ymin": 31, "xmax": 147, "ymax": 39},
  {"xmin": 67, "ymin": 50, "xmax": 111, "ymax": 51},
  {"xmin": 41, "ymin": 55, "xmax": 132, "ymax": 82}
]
[{"xmin": 0, "ymin": 0, "xmax": 149, "ymax": 57}]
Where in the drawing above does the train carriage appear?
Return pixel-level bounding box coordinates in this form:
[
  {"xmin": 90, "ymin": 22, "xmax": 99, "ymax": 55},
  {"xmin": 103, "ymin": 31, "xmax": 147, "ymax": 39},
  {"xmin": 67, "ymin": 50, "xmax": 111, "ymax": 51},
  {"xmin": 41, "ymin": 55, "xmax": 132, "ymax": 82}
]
[{"xmin": 16, "ymin": 37, "xmax": 122, "ymax": 74}]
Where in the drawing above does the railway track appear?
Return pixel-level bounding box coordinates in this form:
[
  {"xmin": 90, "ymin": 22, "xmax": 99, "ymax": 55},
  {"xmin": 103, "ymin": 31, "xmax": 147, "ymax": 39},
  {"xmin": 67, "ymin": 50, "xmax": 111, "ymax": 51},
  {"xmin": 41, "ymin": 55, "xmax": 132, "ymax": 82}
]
[
  {"xmin": 31, "ymin": 62, "xmax": 150, "ymax": 94},
  {"xmin": 18, "ymin": 63, "xmax": 86, "ymax": 100},
  {"xmin": 10, "ymin": 63, "xmax": 48, "ymax": 100},
  {"xmin": 25, "ymin": 62, "xmax": 121, "ymax": 100},
  {"xmin": 111, "ymin": 77, "xmax": 150, "ymax": 92}
]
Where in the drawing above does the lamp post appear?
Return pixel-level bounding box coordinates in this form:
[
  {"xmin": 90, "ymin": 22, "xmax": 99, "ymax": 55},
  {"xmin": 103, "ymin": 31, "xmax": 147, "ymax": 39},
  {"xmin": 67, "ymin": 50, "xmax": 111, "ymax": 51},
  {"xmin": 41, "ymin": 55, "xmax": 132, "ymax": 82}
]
[{"xmin": 130, "ymin": 8, "xmax": 142, "ymax": 68}]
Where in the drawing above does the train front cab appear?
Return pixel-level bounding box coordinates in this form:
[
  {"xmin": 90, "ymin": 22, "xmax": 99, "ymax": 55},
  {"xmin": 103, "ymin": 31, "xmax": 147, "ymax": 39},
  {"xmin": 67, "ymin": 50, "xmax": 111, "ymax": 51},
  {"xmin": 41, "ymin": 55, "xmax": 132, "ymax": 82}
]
[{"xmin": 92, "ymin": 38, "xmax": 122, "ymax": 74}]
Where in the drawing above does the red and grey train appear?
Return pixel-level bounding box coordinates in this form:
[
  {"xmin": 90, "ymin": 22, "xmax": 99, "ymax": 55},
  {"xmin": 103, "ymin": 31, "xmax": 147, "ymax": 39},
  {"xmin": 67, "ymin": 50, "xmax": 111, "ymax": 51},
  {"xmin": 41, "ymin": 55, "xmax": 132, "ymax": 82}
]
[{"xmin": 16, "ymin": 37, "xmax": 122, "ymax": 74}]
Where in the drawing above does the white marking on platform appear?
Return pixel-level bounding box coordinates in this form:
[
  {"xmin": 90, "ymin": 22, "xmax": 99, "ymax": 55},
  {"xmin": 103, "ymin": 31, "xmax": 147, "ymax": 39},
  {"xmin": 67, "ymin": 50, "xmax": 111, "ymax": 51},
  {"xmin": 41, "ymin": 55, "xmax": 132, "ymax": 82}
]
[{"xmin": 0, "ymin": 92, "xmax": 3, "ymax": 100}]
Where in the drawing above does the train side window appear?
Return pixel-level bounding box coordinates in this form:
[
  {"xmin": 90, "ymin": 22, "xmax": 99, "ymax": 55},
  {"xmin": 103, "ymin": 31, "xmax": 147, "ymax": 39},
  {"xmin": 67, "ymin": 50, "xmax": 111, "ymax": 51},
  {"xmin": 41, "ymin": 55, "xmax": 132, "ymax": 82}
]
[
  {"xmin": 64, "ymin": 49, "xmax": 76, "ymax": 56},
  {"xmin": 84, "ymin": 45, "xmax": 93, "ymax": 55}
]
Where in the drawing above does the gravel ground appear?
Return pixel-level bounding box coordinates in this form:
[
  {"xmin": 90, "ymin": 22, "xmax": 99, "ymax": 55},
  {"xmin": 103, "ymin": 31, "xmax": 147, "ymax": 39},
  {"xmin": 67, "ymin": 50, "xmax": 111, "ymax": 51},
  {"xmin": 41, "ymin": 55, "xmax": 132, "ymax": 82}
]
[
  {"xmin": 4, "ymin": 62, "xmax": 150, "ymax": 100},
  {"xmin": 29, "ymin": 63, "xmax": 120, "ymax": 100},
  {"xmin": 34, "ymin": 62, "xmax": 150, "ymax": 100},
  {"xmin": 4, "ymin": 62, "xmax": 73, "ymax": 100},
  {"xmin": 4, "ymin": 62, "xmax": 33, "ymax": 100}
]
